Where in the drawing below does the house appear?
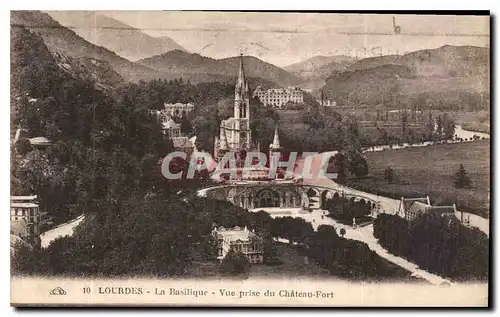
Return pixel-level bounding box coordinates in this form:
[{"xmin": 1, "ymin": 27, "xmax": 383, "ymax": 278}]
[
  {"xmin": 398, "ymin": 196, "xmax": 457, "ymax": 222},
  {"xmin": 28, "ymin": 136, "xmax": 51, "ymax": 148},
  {"xmin": 10, "ymin": 195, "xmax": 42, "ymax": 237},
  {"xmin": 172, "ymin": 136, "xmax": 194, "ymax": 156},
  {"xmin": 212, "ymin": 226, "xmax": 264, "ymax": 264}
]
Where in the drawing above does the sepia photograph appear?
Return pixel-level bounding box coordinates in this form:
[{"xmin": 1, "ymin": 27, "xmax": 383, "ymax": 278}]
[{"xmin": 9, "ymin": 10, "xmax": 490, "ymax": 307}]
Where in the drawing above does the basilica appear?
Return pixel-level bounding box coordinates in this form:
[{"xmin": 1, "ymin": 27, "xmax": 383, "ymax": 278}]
[
  {"xmin": 212, "ymin": 54, "xmax": 284, "ymax": 182},
  {"xmin": 214, "ymin": 54, "xmax": 257, "ymax": 160}
]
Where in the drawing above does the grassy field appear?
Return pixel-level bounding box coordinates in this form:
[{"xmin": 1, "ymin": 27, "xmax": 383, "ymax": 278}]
[
  {"xmin": 461, "ymin": 122, "xmax": 490, "ymax": 134},
  {"xmin": 347, "ymin": 140, "xmax": 490, "ymax": 218}
]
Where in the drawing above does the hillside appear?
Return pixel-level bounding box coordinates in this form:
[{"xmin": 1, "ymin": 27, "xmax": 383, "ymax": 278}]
[
  {"xmin": 11, "ymin": 10, "xmax": 164, "ymax": 83},
  {"xmin": 284, "ymin": 55, "xmax": 357, "ymax": 89},
  {"xmin": 138, "ymin": 51, "xmax": 302, "ymax": 88},
  {"xmin": 320, "ymin": 45, "xmax": 490, "ymax": 110},
  {"xmin": 138, "ymin": 50, "xmax": 235, "ymax": 76},
  {"xmin": 348, "ymin": 46, "xmax": 489, "ymax": 78},
  {"xmin": 322, "ymin": 64, "xmax": 416, "ymax": 106},
  {"xmin": 285, "ymin": 55, "xmax": 356, "ymax": 77},
  {"xmin": 221, "ymin": 55, "xmax": 303, "ymax": 88},
  {"xmin": 45, "ymin": 11, "xmax": 187, "ymax": 61}
]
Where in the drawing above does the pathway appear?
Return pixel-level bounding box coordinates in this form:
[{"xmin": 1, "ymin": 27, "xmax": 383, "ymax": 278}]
[
  {"xmin": 40, "ymin": 215, "xmax": 85, "ymax": 248},
  {"xmin": 256, "ymin": 206, "xmax": 452, "ymax": 286}
]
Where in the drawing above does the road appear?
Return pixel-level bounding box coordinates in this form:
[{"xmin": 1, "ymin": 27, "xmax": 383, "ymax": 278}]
[
  {"xmin": 39, "ymin": 215, "xmax": 85, "ymax": 248},
  {"xmin": 255, "ymin": 206, "xmax": 452, "ymax": 286}
]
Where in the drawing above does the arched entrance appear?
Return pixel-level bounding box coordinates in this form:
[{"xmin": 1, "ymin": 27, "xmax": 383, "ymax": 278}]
[
  {"xmin": 305, "ymin": 187, "xmax": 321, "ymax": 209},
  {"xmin": 254, "ymin": 188, "xmax": 280, "ymax": 208},
  {"xmin": 320, "ymin": 190, "xmax": 330, "ymax": 209}
]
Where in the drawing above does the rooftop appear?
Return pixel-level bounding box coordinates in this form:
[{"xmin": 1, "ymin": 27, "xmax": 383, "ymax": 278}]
[
  {"xmin": 11, "ymin": 195, "xmax": 37, "ymax": 201},
  {"xmin": 172, "ymin": 137, "xmax": 194, "ymax": 148},
  {"xmin": 407, "ymin": 201, "xmax": 456, "ymax": 217},
  {"xmin": 163, "ymin": 118, "xmax": 180, "ymax": 130},
  {"xmin": 11, "ymin": 202, "xmax": 38, "ymax": 208},
  {"xmin": 29, "ymin": 136, "xmax": 51, "ymax": 145},
  {"xmin": 214, "ymin": 226, "xmax": 260, "ymax": 243},
  {"xmin": 400, "ymin": 196, "xmax": 430, "ymax": 213}
]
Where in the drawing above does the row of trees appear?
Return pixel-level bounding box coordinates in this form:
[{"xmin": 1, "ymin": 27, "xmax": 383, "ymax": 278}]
[
  {"xmin": 325, "ymin": 195, "xmax": 374, "ymax": 225},
  {"xmin": 373, "ymin": 213, "xmax": 489, "ymax": 281}
]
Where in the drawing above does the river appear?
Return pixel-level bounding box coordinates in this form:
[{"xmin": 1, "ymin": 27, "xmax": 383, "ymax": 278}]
[{"xmin": 362, "ymin": 125, "xmax": 489, "ymax": 153}]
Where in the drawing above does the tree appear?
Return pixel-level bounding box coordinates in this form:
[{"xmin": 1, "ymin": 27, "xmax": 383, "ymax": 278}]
[
  {"xmin": 384, "ymin": 167, "xmax": 394, "ymax": 184},
  {"xmin": 425, "ymin": 111, "xmax": 435, "ymax": 140},
  {"xmin": 442, "ymin": 114, "xmax": 456, "ymax": 140},
  {"xmin": 454, "ymin": 164, "xmax": 472, "ymax": 189},
  {"xmin": 347, "ymin": 151, "xmax": 369, "ymax": 178},
  {"xmin": 339, "ymin": 228, "xmax": 346, "ymax": 238},
  {"xmin": 401, "ymin": 109, "xmax": 409, "ymax": 136},
  {"xmin": 219, "ymin": 250, "xmax": 250, "ymax": 276}
]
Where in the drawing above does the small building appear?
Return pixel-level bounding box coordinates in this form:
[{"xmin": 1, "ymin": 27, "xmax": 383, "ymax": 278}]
[
  {"xmin": 28, "ymin": 136, "xmax": 51, "ymax": 148},
  {"xmin": 163, "ymin": 102, "xmax": 195, "ymax": 118},
  {"xmin": 163, "ymin": 117, "xmax": 182, "ymax": 138},
  {"xmin": 158, "ymin": 116, "xmax": 195, "ymax": 155},
  {"xmin": 10, "ymin": 195, "xmax": 42, "ymax": 243},
  {"xmin": 213, "ymin": 226, "xmax": 264, "ymax": 264},
  {"xmin": 398, "ymin": 196, "xmax": 457, "ymax": 222},
  {"xmin": 172, "ymin": 136, "xmax": 194, "ymax": 156}
]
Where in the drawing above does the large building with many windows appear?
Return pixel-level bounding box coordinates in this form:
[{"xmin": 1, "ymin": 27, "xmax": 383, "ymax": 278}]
[{"xmin": 253, "ymin": 86, "xmax": 303, "ymax": 109}]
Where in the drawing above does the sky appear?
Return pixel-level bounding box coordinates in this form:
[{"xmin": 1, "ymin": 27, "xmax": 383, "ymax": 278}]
[{"xmin": 68, "ymin": 11, "xmax": 490, "ymax": 67}]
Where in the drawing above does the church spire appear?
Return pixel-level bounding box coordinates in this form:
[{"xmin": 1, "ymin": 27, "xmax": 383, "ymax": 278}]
[
  {"xmin": 270, "ymin": 125, "xmax": 281, "ymax": 150},
  {"xmin": 237, "ymin": 53, "xmax": 246, "ymax": 88},
  {"xmin": 235, "ymin": 53, "xmax": 247, "ymax": 101}
]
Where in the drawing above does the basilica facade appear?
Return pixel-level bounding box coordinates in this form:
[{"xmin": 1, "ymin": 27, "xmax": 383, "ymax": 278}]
[{"xmin": 214, "ymin": 54, "xmax": 254, "ymax": 159}]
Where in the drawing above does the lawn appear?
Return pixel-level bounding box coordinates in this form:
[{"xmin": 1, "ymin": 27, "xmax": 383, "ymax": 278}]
[{"xmin": 347, "ymin": 140, "xmax": 491, "ymax": 218}]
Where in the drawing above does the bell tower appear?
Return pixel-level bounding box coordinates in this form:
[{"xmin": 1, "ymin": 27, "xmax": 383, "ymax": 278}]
[{"xmin": 233, "ymin": 53, "xmax": 251, "ymax": 149}]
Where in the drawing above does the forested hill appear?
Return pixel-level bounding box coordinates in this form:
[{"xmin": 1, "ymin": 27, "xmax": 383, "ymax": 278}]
[
  {"xmin": 11, "ymin": 11, "xmax": 295, "ymax": 88},
  {"xmin": 137, "ymin": 50, "xmax": 300, "ymax": 88},
  {"xmin": 11, "ymin": 26, "xmax": 173, "ymax": 224},
  {"xmin": 320, "ymin": 45, "xmax": 489, "ymax": 111}
]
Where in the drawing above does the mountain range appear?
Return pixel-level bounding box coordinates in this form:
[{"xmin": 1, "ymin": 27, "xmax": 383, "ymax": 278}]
[
  {"xmin": 11, "ymin": 10, "xmax": 490, "ymax": 112},
  {"xmin": 137, "ymin": 50, "xmax": 302, "ymax": 88},
  {"xmin": 44, "ymin": 11, "xmax": 187, "ymax": 61},
  {"xmin": 12, "ymin": 11, "xmax": 301, "ymax": 88}
]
